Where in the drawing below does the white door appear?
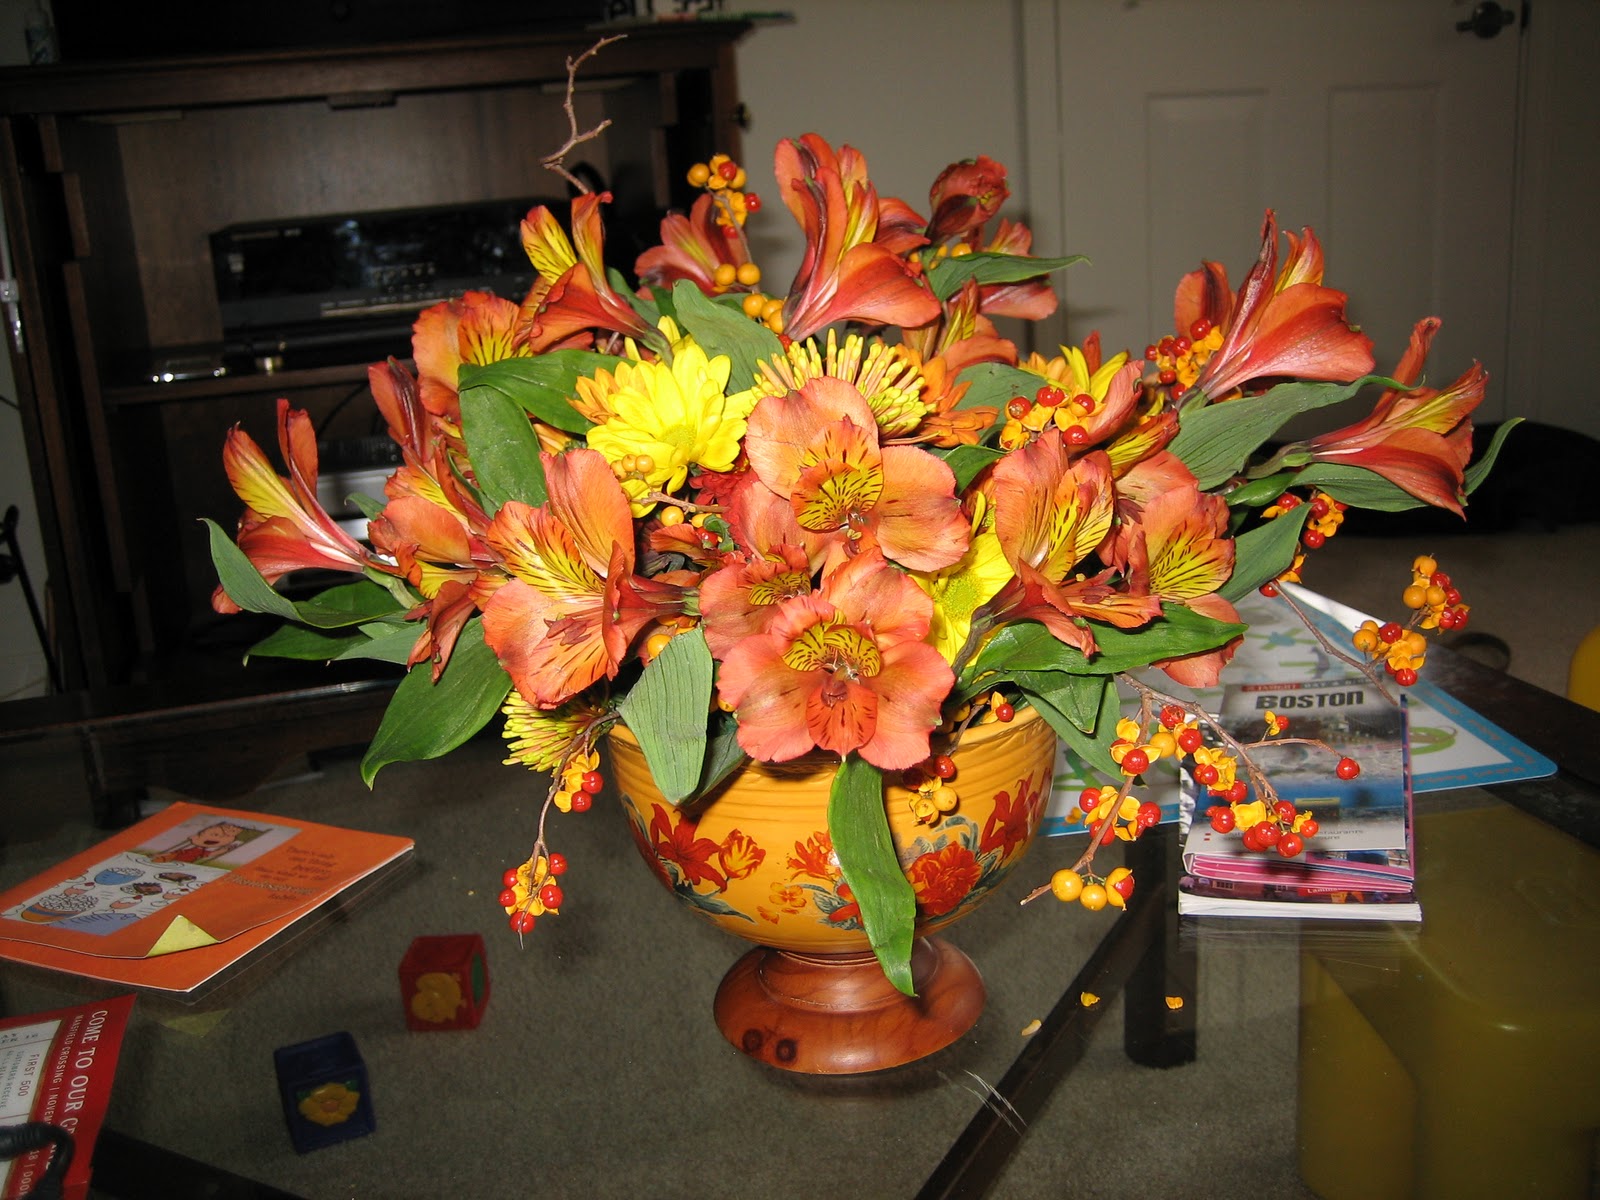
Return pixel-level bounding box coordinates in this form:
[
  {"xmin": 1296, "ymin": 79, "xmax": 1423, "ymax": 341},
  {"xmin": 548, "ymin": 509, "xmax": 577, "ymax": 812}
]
[{"xmin": 1020, "ymin": 0, "xmax": 1523, "ymax": 430}]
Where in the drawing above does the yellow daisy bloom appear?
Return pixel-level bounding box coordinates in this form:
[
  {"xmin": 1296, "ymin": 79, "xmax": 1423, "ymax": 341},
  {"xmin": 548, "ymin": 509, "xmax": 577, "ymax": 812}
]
[
  {"xmin": 584, "ymin": 324, "xmax": 756, "ymax": 516},
  {"xmin": 752, "ymin": 328, "xmax": 929, "ymax": 437}
]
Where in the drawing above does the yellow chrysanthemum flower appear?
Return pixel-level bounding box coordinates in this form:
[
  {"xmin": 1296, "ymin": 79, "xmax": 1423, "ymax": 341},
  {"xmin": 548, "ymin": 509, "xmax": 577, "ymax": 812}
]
[
  {"xmin": 501, "ymin": 693, "xmax": 598, "ymax": 773},
  {"xmin": 753, "ymin": 329, "xmax": 929, "ymax": 437},
  {"xmin": 584, "ymin": 323, "xmax": 756, "ymax": 516}
]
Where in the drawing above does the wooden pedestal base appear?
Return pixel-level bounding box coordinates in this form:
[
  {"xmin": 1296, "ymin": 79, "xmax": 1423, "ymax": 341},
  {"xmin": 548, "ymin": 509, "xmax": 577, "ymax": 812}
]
[{"xmin": 713, "ymin": 936, "xmax": 986, "ymax": 1074}]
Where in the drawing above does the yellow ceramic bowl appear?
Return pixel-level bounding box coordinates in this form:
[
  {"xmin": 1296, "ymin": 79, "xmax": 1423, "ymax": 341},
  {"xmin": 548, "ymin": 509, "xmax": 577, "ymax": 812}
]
[{"xmin": 608, "ymin": 708, "xmax": 1057, "ymax": 954}]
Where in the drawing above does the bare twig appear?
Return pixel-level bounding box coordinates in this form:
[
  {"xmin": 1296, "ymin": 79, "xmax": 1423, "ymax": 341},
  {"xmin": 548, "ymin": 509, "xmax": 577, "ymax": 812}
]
[
  {"xmin": 1273, "ymin": 584, "xmax": 1398, "ymax": 705},
  {"xmin": 542, "ymin": 35, "xmax": 626, "ymax": 193}
]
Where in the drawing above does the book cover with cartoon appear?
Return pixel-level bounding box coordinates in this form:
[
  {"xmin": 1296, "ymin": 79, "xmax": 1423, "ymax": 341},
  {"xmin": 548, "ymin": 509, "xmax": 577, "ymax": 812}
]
[{"xmin": 0, "ymin": 803, "xmax": 412, "ymax": 985}]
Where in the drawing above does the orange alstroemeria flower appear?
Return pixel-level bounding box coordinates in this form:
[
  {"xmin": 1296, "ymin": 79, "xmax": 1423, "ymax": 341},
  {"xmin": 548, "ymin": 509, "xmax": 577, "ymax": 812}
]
[
  {"xmin": 213, "ymin": 399, "xmax": 380, "ymax": 612},
  {"xmin": 480, "ymin": 448, "xmax": 684, "ymax": 708},
  {"xmin": 925, "ymin": 154, "xmax": 1010, "ymax": 244},
  {"xmin": 412, "ymin": 290, "xmax": 529, "ymax": 419},
  {"xmin": 1130, "ymin": 483, "xmax": 1242, "ymax": 688},
  {"xmin": 974, "ymin": 218, "xmax": 1058, "ymax": 321},
  {"xmin": 743, "ymin": 375, "xmax": 970, "ymax": 574},
  {"xmin": 634, "ymin": 192, "xmax": 752, "ymax": 293},
  {"xmin": 518, "ymin": 194, "xmax": 658, "ymax": 354},
  {"xmin": 1301, "ymin": 317, "xmax": 1486, "ymax": 516},
  {"xmin": 715, "ymin": 550, "xmax": 955, "ymax": 771},
  {"xmin": 775, "ymin": 134, "xmax": 942, "ymax": 341},
  {"xmin": 985, "ymin": 433, "xmax": 1162, "ymax": 655},
  {"xmin": 699, "ymin": 476, "xmax": 819, "ymax": 658},
  {"xmin": 1182, "ymin": 212, "xmax": 1375, "ymax": 401}
]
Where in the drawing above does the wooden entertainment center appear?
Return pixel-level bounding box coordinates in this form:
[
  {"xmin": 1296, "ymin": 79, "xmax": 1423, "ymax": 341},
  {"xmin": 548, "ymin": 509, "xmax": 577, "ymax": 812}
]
[{"xmin": 0, "ymin": 20, "xmax": 754, "ymax": 817}]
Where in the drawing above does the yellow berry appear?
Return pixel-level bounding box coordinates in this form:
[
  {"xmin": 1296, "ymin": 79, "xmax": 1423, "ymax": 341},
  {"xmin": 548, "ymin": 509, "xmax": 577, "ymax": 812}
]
[
  {"xmin": 1050, "ymin": 869, "xmax": 1084, "ymax": 902},
  {"xmin": 741, "ymin": 293, "xmax": 767, "ymax": 319},
  {"xmin": 1079, "ymin": 883, "xmax": 1108, "ymax": 912},
  {"xmin": 644, "ymin": 632, "xmax": 673, "ymax": 661},
  {"xmin": 1413, "ymin": 555, "xmax": 1438, "ymax": 577},
  {"xmin": 713, "ymin": 262, "xmax": 737, "ymax": 288},
  {"xmin": 736, "ymin": 261, "xmax": 761, "ymax": 287},
  {"xmin": 1402, "ymin": 585, "xmax": 1427, "ymax": 609},
  {"xmin": 658, "ymin": 506, "xmax": 685, "ymax": 527},
  {"xmin": 933, "ymin": 786, "xmax": 959, "ymax": 813},
  {"xmin": 687, "ymin": 162, "xmax": 711, "ymax": 188}
]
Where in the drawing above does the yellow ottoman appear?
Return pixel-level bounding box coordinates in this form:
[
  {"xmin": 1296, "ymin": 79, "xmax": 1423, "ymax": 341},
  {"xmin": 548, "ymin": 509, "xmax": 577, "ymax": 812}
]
[{"xmin": 1297, "ymin": 803, "xmax": 1600, "ymax": 1200}]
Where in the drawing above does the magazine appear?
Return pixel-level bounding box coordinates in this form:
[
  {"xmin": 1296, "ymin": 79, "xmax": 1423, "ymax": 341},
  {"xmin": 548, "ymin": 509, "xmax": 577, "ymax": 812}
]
[
  {"xmin": 0, "ymin": 802, "xmax": 413, "ymax": 998},
  {"xmin": 0, "ymin": 994, "xmax": 134, "ymax": 1200},
  {"xmin": 1177, "ymin": 677, "xmax": 1420, "ymax": 921}
]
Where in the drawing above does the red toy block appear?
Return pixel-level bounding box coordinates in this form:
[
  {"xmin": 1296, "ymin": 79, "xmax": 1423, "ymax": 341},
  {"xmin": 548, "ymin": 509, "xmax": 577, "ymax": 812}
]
[{"xmin": 398, "ymin": 933, "xmax": 489, "ymax": 1030}]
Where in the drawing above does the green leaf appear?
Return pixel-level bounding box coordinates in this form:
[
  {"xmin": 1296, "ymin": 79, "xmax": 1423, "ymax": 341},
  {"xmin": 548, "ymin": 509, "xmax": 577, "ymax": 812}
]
[
  {"xmin": 938, "ymin": 443, "xmax": 1005, "ymax": 490},
  {"xmin": 669, "ymin": 279, "xmax": 785, "ymax": 390},
  {"xmin": 335, "ymin": 623, "xmax": 425, "ymax": 665},
  {"xmin": 616, "ymin": 628, "xmax": 713, "ymax": 804},
  {"xmin": 1289, "ymin": 463, "xmax": 1439, "ymax": 512},
  {"xmin": 1224, "ymin": 471, "xmax": 1298, "ymax": 509},
  {"xmin": 1220, "ymin": 505, "xmax": 1311, "ymax": 603},
  {"xmin": 1464, "ymin": 416, "xmax": 1521, "ymax": 496},
  {"xmin": 693, "ymin": 709, "xmax": 750, "ymax": 801},
  {"xmin": 1011, "ymin": 670, "xmax": 1107, "ymax": 733},
  {"xmin": 953, "ymin": 362, "xmax": 1051, "ymax": 414},
  {"xmin": 360, "ymin": 618, "xmax": 512, "ymax": 786},
  {"xmin": 959, "ymin": 607, "xmax": 1245, "ymax": 691},
  {"xmin": 1021, "ymin": 686, "xmax": 1120, "ymax": 778},
  {"xmin": 205, "ymin": 519, "xmax": 300, "ymax": 621},
  {"xmin": 613, "ymin": 268, "xmax": 664, "ymax": 333},
  {"xmin": 458, "ymin": 351, "xmax": 620, "ymax": 435},
  {"xmin": 249, "ymin": 624, "xmax": 375, "ymax": 661},
  {"xmin": 829, "ymin": 755, "xmax": 916, "ymax": 996},
  {"xmin": 923, "ymin": 250, "xmax": 1086, "ymax": 303},
  {"xmin": 208, "ymin": 520, "xmax": 416, "ymax": 633},
  {"xmin": 1169, "ymin": 377, "xmax": 1394, "ymax": 489},
  {"xmin": 458, "ymin": 383, "xmax": 550, "ymax": 514},
  {"xmin": 289, "ymin": 580, "xmax": 406, "ymax": 627}
]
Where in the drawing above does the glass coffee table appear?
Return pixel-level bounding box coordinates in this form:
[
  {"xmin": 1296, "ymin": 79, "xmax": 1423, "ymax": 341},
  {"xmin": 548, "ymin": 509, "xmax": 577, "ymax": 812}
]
[{"xmin": 2, "ymin": 645, "xmax": 1595, "ymax": 1199}]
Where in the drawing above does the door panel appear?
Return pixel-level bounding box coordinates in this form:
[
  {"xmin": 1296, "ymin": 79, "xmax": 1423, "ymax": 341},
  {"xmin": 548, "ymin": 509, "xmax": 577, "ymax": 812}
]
[{"xmin": 1024, "ymin": 0, "xmax": 1521, "ymax": 428}]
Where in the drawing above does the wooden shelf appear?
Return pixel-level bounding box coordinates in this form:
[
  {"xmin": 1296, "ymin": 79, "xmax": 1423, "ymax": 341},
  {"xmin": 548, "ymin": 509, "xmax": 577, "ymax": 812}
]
[{"xmin": 1, "ymin": 21, "xmax": 753, "ymax": 721}]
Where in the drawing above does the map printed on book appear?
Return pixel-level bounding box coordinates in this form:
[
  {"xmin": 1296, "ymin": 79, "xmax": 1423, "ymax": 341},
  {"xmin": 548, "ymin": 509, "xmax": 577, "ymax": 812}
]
[{"xmin": 1176, "ymin": 676, "xmax": 1421, "ymax": 921}]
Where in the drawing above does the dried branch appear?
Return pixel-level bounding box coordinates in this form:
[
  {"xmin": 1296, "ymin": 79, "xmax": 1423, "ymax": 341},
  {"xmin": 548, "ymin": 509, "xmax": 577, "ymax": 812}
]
[{"xmin": 542, "ymin": 35, "xmax": 626, "ymax": 193}]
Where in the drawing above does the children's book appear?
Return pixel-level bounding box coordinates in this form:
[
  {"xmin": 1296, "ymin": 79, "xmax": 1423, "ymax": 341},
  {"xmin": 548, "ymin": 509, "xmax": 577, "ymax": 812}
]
[
  {"xmin": 0, "ymin": 802, "xmax": 413, "ymax": 998},
  {"xmin": 1176, "ymin": 676, "xmax": 1421, "ymax": 921},
  {"xmin": 0, "ymin": 994, "xmax": 134, "ymax": 1200}
]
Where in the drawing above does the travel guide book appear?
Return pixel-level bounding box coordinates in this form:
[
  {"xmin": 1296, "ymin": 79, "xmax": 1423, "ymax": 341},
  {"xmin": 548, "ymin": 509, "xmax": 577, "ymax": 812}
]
[
  {"xmin": 0, "ymin": 994, "xmax": 134, "ymax": 1200},
  {"xmin": 1176, "ymin": 676, "xmax": 1422, "ymax": 921},
  {"xmin": 1041, "ymin": 584, "xmax": 1553, "ymax": 836},
  {"xmin": 0, "ymin": 802, "xmax": 413, "ymax": 998}
]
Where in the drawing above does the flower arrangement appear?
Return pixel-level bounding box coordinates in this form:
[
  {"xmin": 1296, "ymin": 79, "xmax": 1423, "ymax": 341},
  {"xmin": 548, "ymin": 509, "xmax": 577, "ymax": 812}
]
[{"xmin": 208, "ymin": 48, "xmax": 1509, "ymax": 994}]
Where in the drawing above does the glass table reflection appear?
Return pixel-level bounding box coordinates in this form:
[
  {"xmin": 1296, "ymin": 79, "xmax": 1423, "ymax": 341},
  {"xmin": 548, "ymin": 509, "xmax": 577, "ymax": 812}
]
[{"xmin": 0, "ymin": 644, "xmax": 1594, "ymax": 1200}]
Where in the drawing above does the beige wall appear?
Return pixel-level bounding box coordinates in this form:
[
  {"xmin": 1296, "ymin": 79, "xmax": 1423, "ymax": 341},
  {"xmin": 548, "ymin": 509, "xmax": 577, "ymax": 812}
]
[{"xmin": 734, "ymin": 0, "xmax": 1029, "ymax": 313}]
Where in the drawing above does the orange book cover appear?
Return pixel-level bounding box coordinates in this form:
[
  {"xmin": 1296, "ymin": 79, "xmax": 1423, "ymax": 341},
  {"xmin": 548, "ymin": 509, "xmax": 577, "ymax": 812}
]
[{"xmin": 0, "ymin": 803, "xmax": 413, "ymax": 997}]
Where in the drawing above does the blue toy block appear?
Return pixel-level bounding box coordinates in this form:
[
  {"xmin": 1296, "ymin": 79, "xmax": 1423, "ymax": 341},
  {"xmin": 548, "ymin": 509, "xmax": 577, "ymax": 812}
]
[{"xmin": 273, "ymin": 1031, "xmax": 375, "ymax": 1153}]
